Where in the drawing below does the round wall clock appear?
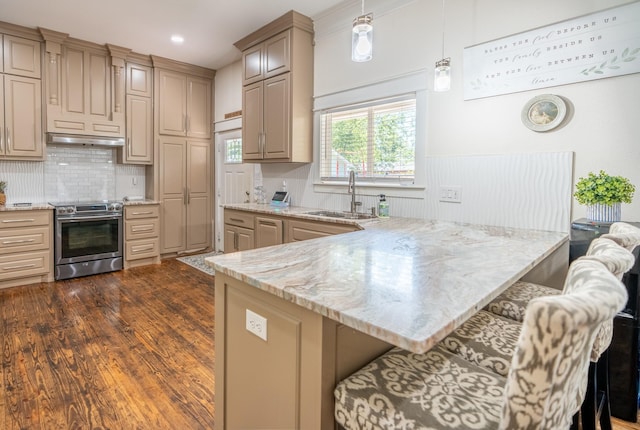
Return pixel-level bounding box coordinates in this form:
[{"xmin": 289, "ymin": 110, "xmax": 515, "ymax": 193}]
[{"xmin": 521, "ymin": 94, "xmax": 567, "ymax": 132}]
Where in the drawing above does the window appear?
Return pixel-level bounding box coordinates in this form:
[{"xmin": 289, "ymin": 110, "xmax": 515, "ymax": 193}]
[
  {"xmin": 225, "ymin": 138, "xmax": 242, "ymax": 164},
  {"xmin": 320, "ymin": 95, "xmax": 416, "ymax": 183}
]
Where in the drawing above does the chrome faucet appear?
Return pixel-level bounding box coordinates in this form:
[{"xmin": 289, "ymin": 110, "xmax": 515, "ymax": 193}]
[{"xmin": 348, "ymin": 170, "xmax": 361, "ymax": 214}]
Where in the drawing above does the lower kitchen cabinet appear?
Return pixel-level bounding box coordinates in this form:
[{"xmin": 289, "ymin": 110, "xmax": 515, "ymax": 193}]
[
  {"xmin": 124, "ymin": 204, "xmax": 160, "ymax": 268},
  {"xmin": 0, "ymin": 209, "xmax": 53, "ymax": 288},
  {"xmin": 224, "ymin": 209, "xmax": 254, "ymax": 253},
  {"xmin": 255, "ymin": 216, "xmax": 283, "ymax": 249},
  {"xmin": 223, "ymin": 208, "xmax": 361, "ymax": 253},
  {"xmin": 286, "ymin": 219, "xmax": 359, "ymax": 242},
  {"xmin": 159, "ymin": 137, "xmax": 211, "ymax": 255}
]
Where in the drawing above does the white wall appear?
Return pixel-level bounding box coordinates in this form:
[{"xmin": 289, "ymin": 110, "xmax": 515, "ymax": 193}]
[
  {"xmin": 214, "ymin": 0, "xmax": 639, "ymax": 228},
  {"xmin": 313, "ymin": 0, "xmax": 640, "ymax": 222}
]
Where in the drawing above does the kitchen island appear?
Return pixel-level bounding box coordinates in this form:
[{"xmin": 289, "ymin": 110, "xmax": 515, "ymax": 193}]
[{"xmin": 207, "ymin": 217, "xmax": 568, "ymax": 429}]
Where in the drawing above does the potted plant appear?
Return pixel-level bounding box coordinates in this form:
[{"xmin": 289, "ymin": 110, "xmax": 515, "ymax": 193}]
[
  {"xmin": 0, "ymin": 181, "xmax": 6, "ymax": 206},
  {"xmin": 574, "ymin": 170, "xmax": 635, "ymax": 222}
]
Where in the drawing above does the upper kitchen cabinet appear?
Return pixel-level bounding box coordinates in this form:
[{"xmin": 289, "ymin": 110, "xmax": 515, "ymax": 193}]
[
  {"xmin": 242, "ymin": 30, "xmax": 290, "ymax": 86},
  {"xmin": 153, "ymin": 56, "xmax": 213, "ymax": 139},
  {"xmin": 0, "ymin": 28, "xmax": 43, "ymax": 160},
  {"xmin": 39, "ymin": 28, "xmax": 128, "ymax": 138},
  {"xmin": 120, "ymin": 58, "xmax": 153, "ymax": 165},
  {"xmin": 234, "ymin": 10, "xmax": 313, "ymax": 163},
  {"xmin": 2, "ymin": 34, "xmax": 41, "ymax": 78}
]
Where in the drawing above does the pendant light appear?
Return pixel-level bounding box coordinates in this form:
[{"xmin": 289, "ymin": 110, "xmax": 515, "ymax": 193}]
[
  {"xmin": 352, "ymin": 0, "xmax": 373, "ymax": 62},
  {"xmin": 434, "ymin": 0, "xmax": 451, "ymax": 92}
]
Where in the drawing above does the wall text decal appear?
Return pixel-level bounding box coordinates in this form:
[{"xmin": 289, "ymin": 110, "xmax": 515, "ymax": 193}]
[{"xmin": 463, "ymin": 1, "xmax": 640, "ymax": 100}]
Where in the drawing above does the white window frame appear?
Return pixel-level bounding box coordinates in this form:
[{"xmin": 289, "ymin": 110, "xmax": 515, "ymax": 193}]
[{"xmin": 313, "ymin": 70, "xmax": 427, "ymax": 199}]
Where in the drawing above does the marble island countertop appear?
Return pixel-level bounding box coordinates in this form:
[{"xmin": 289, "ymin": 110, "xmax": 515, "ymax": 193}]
[{"xmin": 207, "ymin": 217, "xmax": 568, "ymax": 354}]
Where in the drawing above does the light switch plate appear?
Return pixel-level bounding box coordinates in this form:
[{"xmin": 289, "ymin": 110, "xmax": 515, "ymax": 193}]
[
  {"xmin": 439, "ymin": 186, "xmax": 462, "ymax": 203},
  {"xmin": 246, "ymin": 309, "xmax": 267, "ymax": 341}
]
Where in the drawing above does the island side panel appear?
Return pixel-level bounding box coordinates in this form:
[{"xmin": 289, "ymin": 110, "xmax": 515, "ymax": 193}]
[{"xmin": 214, "ymin": 272, "xmax": 395, "ymax": 429}]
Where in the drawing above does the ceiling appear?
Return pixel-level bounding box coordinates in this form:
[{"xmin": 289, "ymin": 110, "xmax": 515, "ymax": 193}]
[{"xmin": 0, "ymin": 0, "xmax": 349, "ymax": 70}]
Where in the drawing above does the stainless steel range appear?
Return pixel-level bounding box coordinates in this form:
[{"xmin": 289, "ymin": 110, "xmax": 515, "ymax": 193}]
[{"xmin": 49, "ymin": 200, "xmax": 123, "ymax": 280}]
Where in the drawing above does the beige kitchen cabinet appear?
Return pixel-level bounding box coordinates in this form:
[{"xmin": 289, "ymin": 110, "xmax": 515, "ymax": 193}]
[
  {"xmin": 286, "ymin": 219, "xmax": 360, "ymax": 242},
  {"xmin": 0, "ymin": 74, "xmax": 43, "ymax": 159},
  {"xmin": 255, "ymin": 216, "xmax": 283, "ymax": 248},
  {"xmin": 224, "ymin": 210, "xmax": 255, "ymax": 253},
  {"xmin": 156, "ymin": 68, "xmax": 211, "ymax": 139},
  {"xmin": 159, "ymin": 137, "xmax": 211, "ymax": 255},
  {"xmin": 124, "ymin": 204, "xmax": 160, "ymax": 268},
  {"xmin": 0, "ymin": 210, "xmax": 53, "ymax": 289},
  {"xmin": 0, "ymin": 33, "xmax": 43, "ymax": 160},
  {"xmin": 40, "ymin": 29, "xmax": 127, "ymax": 138},
  {"xmin": 241, "ymin": 29, "xmax": 290, "ymax": 85},
  {"xmin": 120, "ymin": 62, "xmax": 153, "ymax": 164},
  {"xmin": 2, "ymin": 35, "xmax": 41, "ymax": 78},
  {"xmin": 235, "ymin": 11, "xmax": 313, "ymax": 163}
]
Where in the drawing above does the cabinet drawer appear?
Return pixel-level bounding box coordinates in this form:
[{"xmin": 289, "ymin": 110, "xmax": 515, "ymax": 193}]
[
  {"xmin": 0, "ymin": 250, "xmax": 50, "ymax": 281},
  {"xmin": 125, "ymin": 205, "xmax": 160, "ymax": 220},
  {"xmin": 287, "ymin": 220, "xmax": 358, "ymax": 242},
  {"xmin": 125, "ymin": 238, "xmax": 160, "ymax": 261},
  {"xmin": 126, "ymin": 219, "xmax": 160, "ymax": 240},
  {"xmin": 0, "ymin": 226, "xmax": 50, "ymax": 254},
  {"xmin": 225, "ymin": 210, "xmax": 255, "ymax": 229},
  {"xmin": 0, "ymin": 211, "xmax": 50, "ymax": 228}
]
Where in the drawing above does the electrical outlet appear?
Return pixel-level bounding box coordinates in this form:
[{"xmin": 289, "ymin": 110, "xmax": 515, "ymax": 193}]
[
  {"xmin": 439, "ymin": 186, "xmax": 462, "ymax": 203},
  {"xmin": 246, "ymin": 309, "xmax": 267, "ymax": 341}
]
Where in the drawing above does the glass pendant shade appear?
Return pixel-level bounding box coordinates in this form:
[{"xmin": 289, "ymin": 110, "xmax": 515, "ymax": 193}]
[
  {"xmin": 352, "ymin": 14, "xmax": 373, "ymax": 62},
  {"xmin": 434, "ymin": 58, "xmax": 451, "ymax": 92}
]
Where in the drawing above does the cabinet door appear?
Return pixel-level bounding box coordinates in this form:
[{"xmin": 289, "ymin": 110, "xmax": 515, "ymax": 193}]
[
  {"xmin": 186, "ymin": 76, "xmax": 211, "ymax": 139},
  {"xmin": 3, "ymin": 75, "xmax": 42, "ymax": 159},
  {"xmin": 236, "ymin": 227, "xmax": 255, "ymax": 251},
  {"xmin": 255, "ymin": 217, "xmax": 283, "ymax": 249},
  {"xmin": 263, "ymin": 73, "xmax": 290, "ymax": 160},
  {"xmin": 124, "ymin": 95, "xmax": 152, "ymax": 164},
  {"xmin": 126, "ymin": 63, "xmax": 152, "ymax": 97},
  {"xmin": 159, "ymin": 138, "xmax": 186, "ymax": 253},
  {"xmin": 242, "ymin": 81, "xmax": 263, "ymax": 160},
  {"xmin": 186, "ymin": 141, "xmax": 211, "ymax": 250},
  {"xmin": 0, "ymin": 77, "xmax": 4, "ymax": 156},
  {"xmin": 157, "ymin": 69, "xmax": 187, "ymax": 136},
  {"xmin": 263, "ymin": 30, "xmax": 290, "ymax": 79},
  {"xmin": 224, "ymin": 225, "xmax": 254, "ymax": 253},
  {"xmin": 3, "ymin": 35, "xmax": 41, "ymax": 78},
  {"xmin": 242, "ymin": 44, "xmax": 264, "ymax": 85}
]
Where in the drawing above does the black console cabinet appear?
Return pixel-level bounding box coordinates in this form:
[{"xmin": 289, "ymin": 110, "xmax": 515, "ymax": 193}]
[{"xmin": 571, "ymin": 219, "xmax": 640, "ymax": 422}]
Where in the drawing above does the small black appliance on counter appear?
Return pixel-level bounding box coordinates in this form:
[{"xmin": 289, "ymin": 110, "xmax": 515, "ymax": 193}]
[{"xmin": 570, "ymin": 218, "xmax": 640, "ymax": 422}]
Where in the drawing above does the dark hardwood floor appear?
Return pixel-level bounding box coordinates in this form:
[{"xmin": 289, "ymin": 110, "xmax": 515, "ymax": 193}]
[
  {"xmin": 1, "ymin": 259, "xmax": 215, "ymax": 429},
  {"xmin": 1, "ymin": 258, "xmax": 638, "ymax": 429}
]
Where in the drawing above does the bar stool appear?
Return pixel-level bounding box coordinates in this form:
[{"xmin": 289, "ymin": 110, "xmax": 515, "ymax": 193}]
[{"xmin": 334, "ymin": 258, "xmax": 628, "ymax": 429}]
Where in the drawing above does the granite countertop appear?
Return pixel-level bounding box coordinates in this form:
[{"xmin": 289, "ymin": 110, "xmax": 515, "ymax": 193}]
[
  {"xmin": 223, "ymin": 202, "xmax": 383, "ymax": 228},
  {"xmin": 207, "ymin": 217, "xmax": 567, "ymax": 353},
  {"xmin": 0, "ymin": 203, "xmax": 53, "ymax": 211},
  {"xmin": 123, "ymin": 199, "xmax": 160, "ymax": 206}
]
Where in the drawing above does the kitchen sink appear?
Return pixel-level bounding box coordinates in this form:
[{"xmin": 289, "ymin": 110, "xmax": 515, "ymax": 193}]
[{"xmin": 305, "ymin": 210, "xmax": 377, "ymax": 220}]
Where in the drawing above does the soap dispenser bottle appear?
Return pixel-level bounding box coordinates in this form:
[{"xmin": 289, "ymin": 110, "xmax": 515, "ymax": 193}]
[{"xmin": 378, "ymin": 194, "xmax": 389, "ymax": 217}]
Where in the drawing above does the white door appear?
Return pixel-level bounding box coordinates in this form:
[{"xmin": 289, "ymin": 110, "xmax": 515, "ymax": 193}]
[{"xmin": 214, "ymin": 129, "xmax": 254, "ymax": 252}]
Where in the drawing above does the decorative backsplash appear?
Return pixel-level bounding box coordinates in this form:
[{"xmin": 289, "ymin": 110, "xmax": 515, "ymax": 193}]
[{"xmin": 0, "ymin": 145, "xmax": 146, "ymax": 204}]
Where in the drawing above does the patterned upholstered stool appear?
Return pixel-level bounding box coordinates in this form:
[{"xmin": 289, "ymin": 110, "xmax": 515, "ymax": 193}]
[
  {"xmin": 440, "ymin": 238, "xmax": 634, "ymax": 378},
  {"xmin": 335, "ymin": 258, "xmax": 628, "ymax": 430}
]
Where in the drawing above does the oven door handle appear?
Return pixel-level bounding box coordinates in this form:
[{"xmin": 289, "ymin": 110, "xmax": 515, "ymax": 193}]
[{"xmin": 58, "ymin": 215, "xmax": 122, "ymax": 222}]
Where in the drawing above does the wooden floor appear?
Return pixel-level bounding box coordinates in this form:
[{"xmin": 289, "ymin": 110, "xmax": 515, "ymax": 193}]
[
  {"xmin": 0, "ymin": 259, "xmax": 638, "ymax": 429},
  {"xmin": 0, "ymin": 259, "xmax": 215, "ymax": 429}
]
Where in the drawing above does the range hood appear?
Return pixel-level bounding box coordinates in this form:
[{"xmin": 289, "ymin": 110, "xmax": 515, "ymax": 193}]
[{"xmin": 47, "ymin": 133, "xmax": 125, "ymax": 148}]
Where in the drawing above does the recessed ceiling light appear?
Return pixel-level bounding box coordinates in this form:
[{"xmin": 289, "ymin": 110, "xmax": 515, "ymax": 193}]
[{"xmin": 171, "ymin": 35, "xmax": 184, "ymax": 44}]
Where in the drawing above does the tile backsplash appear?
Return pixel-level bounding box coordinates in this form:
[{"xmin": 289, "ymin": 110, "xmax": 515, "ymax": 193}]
[{"xmin": 0, "ymin": 145, "xmax": 146, "ymax": 204}]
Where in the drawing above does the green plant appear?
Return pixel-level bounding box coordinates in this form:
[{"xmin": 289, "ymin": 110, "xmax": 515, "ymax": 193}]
[
  {"xmin": 0, "ymin": 181, "xmax": 6, "ymax": 194},
  {"xmin": 574, "ymin": 170, "xmax": 635, "ymax": 206}
]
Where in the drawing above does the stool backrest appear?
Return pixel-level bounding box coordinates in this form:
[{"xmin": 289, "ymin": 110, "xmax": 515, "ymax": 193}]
[
  {"xmin": 500, "ymin": 258, "xmax": 627, "ymax": 429},
  {"xmin": 580, "ymin": 237, "xmax": 635, "ymax": 361},
  {"xmin": 602, "ymin": 221, "xmax": 640, "ymax": 252}
]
